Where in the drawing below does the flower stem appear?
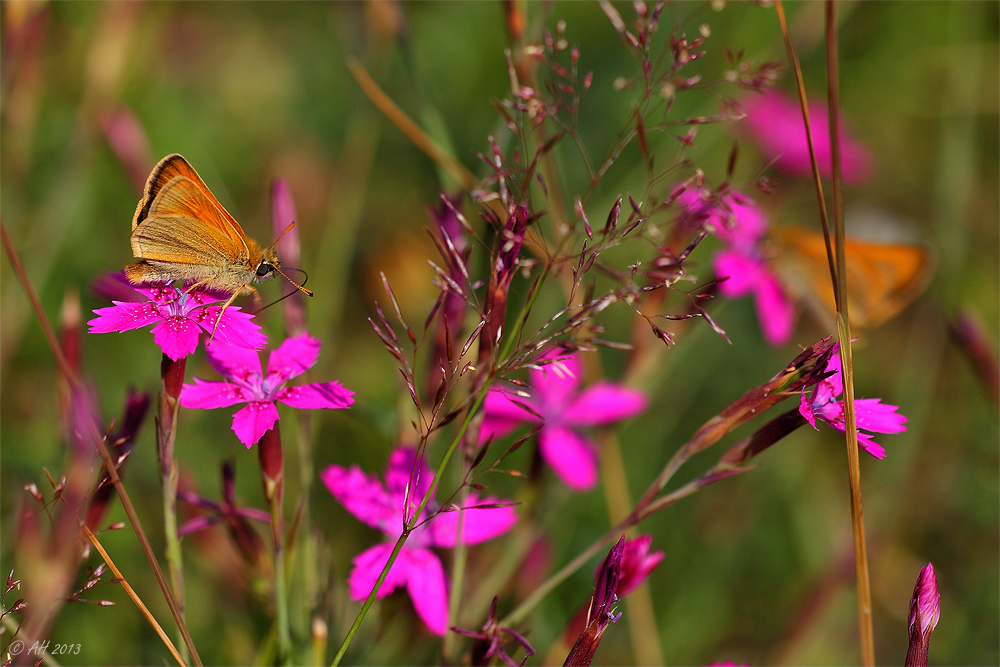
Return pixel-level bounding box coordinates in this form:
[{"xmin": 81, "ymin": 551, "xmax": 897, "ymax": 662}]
[
  {"xmin": 159, "ymin": 353, "xmax": 187, "ymax": 664},
  {"xmin": 259, "ymin": 424, "xmax": 291, "ymax": 663}
]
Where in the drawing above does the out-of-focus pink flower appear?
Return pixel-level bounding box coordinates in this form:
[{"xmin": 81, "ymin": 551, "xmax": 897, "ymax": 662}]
[
  {"xmin": 905, "ymin": 562, "xmax": 940, "ymax": 667},
  {"xmin": 479, "ymin": 350, "xmax": 648, "ymax": 491},
  {"xmin": 614, "ymin": 535, "xmax": 664, "ymax": 597},
  {"xmin": 677, "ymin": 187, "xmax": 796, "ymax": 346},
  {"xmin": 798, "ymin": 347, "xmax": 907, "ymax": 458},
  {"xmin": 180, "ymin": 333, "xmax": 354, "ymax": 447},
  {"xmin": 320, "ymin": 447, "xmax": 517, "ymax": 636},
  {"xmin": 88, "ymin": 273, "xmax": 266, "ymax": 360},
  {"xmin": 742, "ymin": 89, "xmax": 873, "ymax": 183}
]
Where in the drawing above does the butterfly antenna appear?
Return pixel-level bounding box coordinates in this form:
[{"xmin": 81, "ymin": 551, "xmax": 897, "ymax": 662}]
[
  {"xmin": 268, "ymin": 221, "xmax": 297, "ymax": 253},
  {"xmin": 257, "ymin": 267, "xmax": 312, "ymax": 313},
  {"xmin": 272, "ymin": 264, "xmax": 313, "ymax": 297}
]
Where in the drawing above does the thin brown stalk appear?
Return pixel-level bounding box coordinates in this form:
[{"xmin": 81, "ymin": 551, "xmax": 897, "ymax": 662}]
[
  {"xmin": 825, "ymin": 3, "xmax": 873, "ymax": 664},
  {"xmin": 79, "ymin": 524, "xmax": 187, "ymax": 667},
  {"xmin": 0, "ymin": 221, "xmax": 203, "ymax": 666},
  {"xmin": 347, "ymin": 57, "xmax": 478, "ymax": 191},
  {"xmin": 772, "ymin": 3, "xmax": 874, "ymax": 664}
]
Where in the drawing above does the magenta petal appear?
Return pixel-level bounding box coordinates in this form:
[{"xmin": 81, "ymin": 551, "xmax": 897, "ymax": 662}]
[
  {"xmin": 857, "ymin": 433, "xmax": 887, "ymax": 459},
  {"xmin": 88, "ymin": 302, "xmax": 162, "ymax": 333},
  {"xmin": 151, "ymin": 317, "xmax": 203, "ymax": 360},
  {"xmin": 197, "ymin": 305, "xmax": 267, "ymax": 351},
  {"xmin": 799, "ymin": 391, "xmax": 820, "ymax": 430},
  {"xmin": 231, "ymin": 401, "xmax": 280, "ymax": 447},
  {"xmin": 383, "ymin": 447, "xmax": 433, "ymax": 503},
  {"xmin": 855, "ymin": 398, "xmax": 907, "ymax": 434},
  {"xmin": 180, "ymin": 378, "xmax": 249, "ymax": 409},
  {"xmin": 754, "ymin": 275, "xmax": 795, "ymax": 346},
  {"xmin": 278, "ymin": 381, "xmax": 355, "ymax": 409},
  {"xmin": 528, "ymin": 351, "xmax": 581, "ymax": 411},
  {"xmin": 320, "ymin": 464, "xmax": 395, "ymax": 532},
  {"xmin": 563, "ymin": 383, "xmax": 647, "ymax": 426},
  {"xmin": 538, "ymin": 425, "xmax": 598, "ymax": 491},
  {"xmin": 617, "ymin": 535, "xmax": 665, "ymax": 597},
  {"xmin": 403, "ymin": 548, "xmax": 449, "ymax": 636},
  {"xmin": 267, "ymin": 333, "xmax": 321, "ymax": 383},
  {"xmin": 479, "ymin": 390, "xmax": 540, "ymax": 443},
  {"xmin": 203, "ymin": 338, "xmax": 263, "ymax": 381},
  {"xmin": 348, "ymin": 542, "xmax": 408, "ymax": 601},
  {"xmin": 428, "ymin": 495, "xmax": 518, "ymax": 547},
  {"xmin": 714, "ymin": 249, "xmax": 763, "ymax": 297}
]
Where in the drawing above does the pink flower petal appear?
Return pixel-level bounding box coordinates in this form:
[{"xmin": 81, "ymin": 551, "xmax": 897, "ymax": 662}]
[
  {"xmin": 150, "ymin": 317, "xmax": 203, "ymax": 360},
  {"xmin": 754, "ymin": 275, "xmax": 796, "ymax": 346},
  {"xmin": 320, "ymin": 464, "xmax": 396, "ymax": 532},
  {"xmin": 714, "ymin": 249, "xmax": 765, "ymax": 298},
  {"xmin": 267, "ymin": 332, "xmax": 321, "ymax": 383},
  {"xmin": 528, "ymin": 351, "xmax": 581, "ymax": 412},
  {"xmin": 348, "ymin": 542, "xmax": 408, "ymax": 601},
  {"xmin": 855, "ymin": 398, "xmax": 907, "ymax": 434},
  {"xmin": 231, "ymin": 401, "xmax": 280, "ymax": 447},
  {"xmin": 204, "ymin": 338, "xmax": 263, "ymax": 382},
  {"xmin": 538, "ymin": 425, "xmax": 598, "ymax": 491},
  {"xmin": 277, "ymin": 381, "xmax": 355, "ymax": 410},
  {"xmin": 562, "ymin": 383, "xmax": 647, "ymax": 426},
  {"xmin": 180, "ymin": 378, "xmax": 249, "ymax": 409},
  {"xmin": 202, "ymin": 306, "xmax": 267, "ymax": 351},
  {"xmin": 428, "ymin": 495, "xmax": 518, "ymax": 547},
  {"xmin": 479, "ymin": 389, "xmax": 541, "ymax": 443},
  {"xmin": 742, "ymin": 90, "xmax": 873, "ymax": 184},
  {"xmin": 799, "ymin": 391, "xmax": 820, "ymax": 430},
  {"xmin": 404, "ymin": 548, "xmax": 449, "ymax": 636},
  {"xmin": 384, "ymin": 447, "xmax": 432, "ymax": 503},
  {"xmin": 615, "ymin": 534, "xmax": 664, "ymax": 597},
  {"xmin": 88, "ymin": 302, "xmax": 162, "ymax": 333},
  {"xmin": 857, "ymin": 432, "xmax": 887, "ymax": 459}
]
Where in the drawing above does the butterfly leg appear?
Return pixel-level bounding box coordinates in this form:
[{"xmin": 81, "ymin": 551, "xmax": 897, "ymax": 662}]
[{"xmin": 207, "ymin": 284, "xmax": 258, "ymax": 343}]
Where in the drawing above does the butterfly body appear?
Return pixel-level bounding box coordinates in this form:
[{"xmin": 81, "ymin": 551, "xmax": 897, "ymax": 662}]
[{"xmin": 125, "ymin": 154, "xmax": 310, "ymax": 335}]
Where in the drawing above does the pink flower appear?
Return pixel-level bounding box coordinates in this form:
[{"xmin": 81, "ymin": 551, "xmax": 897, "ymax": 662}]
[
  {"xmin": 88, "ymin": 273, "xmax": 266, "ymax": 360},
  {"xmin": 676, "ymin": 188, "xmax": 796, "ymax": 346},
  {"xmin": 742, "ymin": 89, "xmax": 873, "ymax": 184},
  {"xmin": 478, "ymin": 350, "xmax": 647, "ymax": 491},
  {"xmin": 180, "ymin": 332, "xmax": 354, "ymax": 447},
  {"xmin": 615, "ymin": 534, "xmax": 664, "ymax": 597},
  {"xmin": 798, "ymin": 349, "xmax": 907, "ymax": 458},
  {"xmin": 320, "ymin": 447, "xmax": 517, "ymax": 636}
]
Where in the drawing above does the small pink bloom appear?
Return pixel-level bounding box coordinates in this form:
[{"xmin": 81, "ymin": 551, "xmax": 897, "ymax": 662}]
[
  {"xmin": 742, "ymin": 89, "xmax": 873, "ymax": 184},
  {"xmin": 321, "ymin": 447, "xmax": 517, "ymax": 635},
  {"xmin": 798, "ymin": 348, "xmax": 907, "ymax": 458},
  {"xmin": 676, "ymin": 188, "xmax": 796, "ymax": 346},
  {"xmin": 479, "ymin": 350, "xmax": 648, "ymax": 491},
  {"xmin": 615, "ymin": 535, "xmax": 664, "ymax": 597},
  {"xmin": 88, "ymin": 273, "xmax": 266, "ymax": 360},
  {"xmin": 180, "ymin": 332, "xmax": 354, "ymax": 447}
]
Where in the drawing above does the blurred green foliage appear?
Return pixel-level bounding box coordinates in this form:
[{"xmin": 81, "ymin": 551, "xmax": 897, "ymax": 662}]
[{"xmin": 1, "ymin": 1, "xmax": 997, "ymax": 665}]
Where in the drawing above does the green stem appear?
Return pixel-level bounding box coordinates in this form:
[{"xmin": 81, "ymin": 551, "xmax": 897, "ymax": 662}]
[{"xmin": 159, "ymin": 354, "xmax": 188, "ymax": 663}]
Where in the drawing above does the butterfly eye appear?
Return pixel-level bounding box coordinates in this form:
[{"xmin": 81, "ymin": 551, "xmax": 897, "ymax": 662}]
[{"xmin": 256, "ymin": 262, "xmax": 274, "ymax": 277}]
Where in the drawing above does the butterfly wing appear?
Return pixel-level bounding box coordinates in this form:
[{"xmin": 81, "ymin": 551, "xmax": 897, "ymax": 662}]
[
  {"xmin": 771, "ymin": 226, "xmax": 933, "ymax": 329},
  {"xmin": 132, "ymin": 154, "xmax": 250, "ymax": 260}
]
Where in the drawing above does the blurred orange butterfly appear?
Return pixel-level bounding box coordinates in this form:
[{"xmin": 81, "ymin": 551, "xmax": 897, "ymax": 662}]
[
  {"xmin": 769, "ymin": 225, "xmax": 934, "ymax": 330},
  {"xmin": 126, "ymin": 154, "xmax": 311, "ymax": 333}
]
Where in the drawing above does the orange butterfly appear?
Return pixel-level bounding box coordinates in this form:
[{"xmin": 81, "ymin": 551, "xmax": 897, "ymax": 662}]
[
  {"xmin": 126, "ymin": 154, "xmax": 311, "ymax": 333},
  {"xmin": 769, "ymin": 225, "xmax": 934, "ymax": 330}
]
